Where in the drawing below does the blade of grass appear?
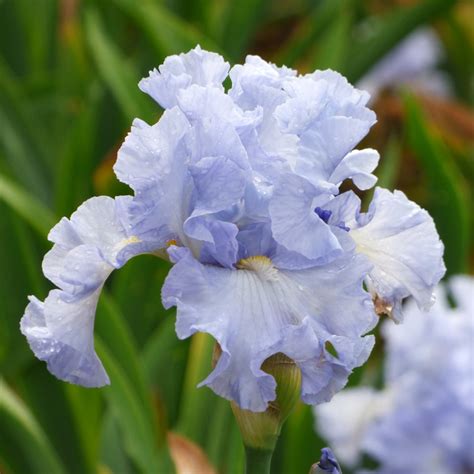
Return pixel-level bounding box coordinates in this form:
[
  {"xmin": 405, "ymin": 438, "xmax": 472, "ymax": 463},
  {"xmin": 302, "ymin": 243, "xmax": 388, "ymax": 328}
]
[
  {"xmin": 0, "ymin": 379, "xmax": 66, "ymax": 474},
  {"xmin": 14, "ymin": 370, "xmax": 96, "ymax": 474},
  {"xmin": 275, "ymin": 0, "xmax": 346, "ymax": 67},
  {"xmin": 404, "ymin": 93, "xmax": 470, "ymax": 275},
  {"xmin": 142, "ymin": 313, "xmax": 189, "ymax": 427},
  {"xmin": 0, "ymin": 171, "xmax": 56, "ymax": 238},
  {"xmin": 96, "ymin": 339, "xmax": 175, "ymax": 473},
  {"xmin": 109, "ymin": 0, "xmax": 222, "ymax": 59},
  {"xmin": 100, "ymin": 410, "xmax": 134, "ymax": 474},
  {"xmin": 219, "ymin": 0, "xmax": 268, "ymax": 60},
  {"xmin": 177, "ymin": 332, "xmax": 217, "ymax": 445},
  {"xmin": 310, "ymin": 4, "xmax": 352, "ymax": 71},
  {"xmin": 84, "ymin": 8, "xmax": 156, "ymax": 123}
]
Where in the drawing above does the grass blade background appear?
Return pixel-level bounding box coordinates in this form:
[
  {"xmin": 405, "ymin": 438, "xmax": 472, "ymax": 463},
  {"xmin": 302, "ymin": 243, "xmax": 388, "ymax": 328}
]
[
  {"xmin": 404, "ymin": 93, "xmax": 470, "ymax": 275},
  {"xmin": 0, "ymin": 379, "xmax": 66, "ymax": 474}
]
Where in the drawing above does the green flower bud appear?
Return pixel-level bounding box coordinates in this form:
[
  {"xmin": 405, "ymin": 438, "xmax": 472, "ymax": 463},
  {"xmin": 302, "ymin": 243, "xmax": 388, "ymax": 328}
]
[{"xmin": 229, "ymin": 352, "xmax": 302, "ymax": 451}]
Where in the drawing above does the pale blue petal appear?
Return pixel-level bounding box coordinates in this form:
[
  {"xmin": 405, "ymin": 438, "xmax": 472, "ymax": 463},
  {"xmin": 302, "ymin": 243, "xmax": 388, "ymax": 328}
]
[
  {"xmin": 296, "ymin": 117, "xmax": 375, "ymax": 186},
  {"xmin": 21, "ymin": 292, "xmax": 109, "ymax": 387},
  {"xmin": 269, "ymin": 173, "xmax": 342, "ymax": 263},
  {"xmin": 186, "ymin": 110, "xmax": 250, "ymax": 171},
  {"xmin": 189, "ymin": 156, "xmax": 247, "ymax": 213},
  {"xmin": 229, "ymin": 55, "xmax": 296, "ymax": 106},
  {"xmin": 322, "ymin": 191, "xmax": 361, "ymax": 230},
  {"xmin": 274, "ymin": 71, "xmax": 376, "ymax": 187},
  {"xmin": 350, "ymin": 188, "xmax": 445, "ymax": 322},
  {"xmin": 114, "ymin": 108, "xmax": 191, "ymax": 195},
  {"xmin": 184, "ymin": 218, "xmax": 239, "ymax": 268},
  {"xmin": 139, "ymin": 46, "xmax": 229, "ymax": 109},
  {"xmin": 329, "ymin": 148, "xmax": 379, "ymax": 190},
  {"xmin": 162, "ymin": 248, "xmax": 375, "ymax": 411},
  {"xmin": 114, "ymin": 107, "xmax": 192, "ymax": 244},
  {"xmin": 22, "ymin": 196, "xmax": 158, "ymax": 386},
  {"xmin": 177, "ymin": 84, "xmax": 262, "ymax": 133}
]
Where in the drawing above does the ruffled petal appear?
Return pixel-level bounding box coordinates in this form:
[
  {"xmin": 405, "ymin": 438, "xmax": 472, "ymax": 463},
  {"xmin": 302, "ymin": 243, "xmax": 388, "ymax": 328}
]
[
  {"xmin": 328, "ymin": 148, "xmax": 379, "ymax": 190},
  {"xmin": 229, "ymin": 55, "xmax": 296, "ymax": 106},
  {"xmin": 21, "ymin": 291, "xmax": 109, "ymax": 387},
  {"xmin": 139, "ymin": 45, "xmax": 229, "ymax": 109},
  {"xmin": 114, "ymin": 107, "xmax": 192, "ymax": 244},
  {"xmin": 189, "ymin": 155, "xmax": 247, "ymax": 212},
  {"xmin": 21, "ymin": 196, "xmax": 158, "ymax": 386},
  {"xmin": 177, "ymin": 84, "xmax": 262, "ymax": 133},
  {"xmin": 274, "ymin": 71, "xmax": 376, "ymax": 187},
  {"xmin": 114, "ymin": 107, "xmax": 191, "ymax": 195},
  {"xmin": 269, "ymin": 173, "xmax": 342, "ymax": 263},
  {"xmin": 162, "ymin": 247, "xmax": 375, "ymax": 411},
  {"xmin": 350, "ymin": 188, "xmax": 445, "ymax": 322}
]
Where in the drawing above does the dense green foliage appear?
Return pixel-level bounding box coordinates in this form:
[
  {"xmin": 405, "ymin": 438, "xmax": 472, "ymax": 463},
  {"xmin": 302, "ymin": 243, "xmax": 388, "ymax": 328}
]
[{"xmin": 0, "ymin": 0, "xmax": 472, "ymax": 473}]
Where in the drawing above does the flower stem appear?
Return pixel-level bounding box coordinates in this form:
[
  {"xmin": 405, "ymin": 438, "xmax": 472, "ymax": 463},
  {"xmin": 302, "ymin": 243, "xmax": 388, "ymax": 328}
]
[{"xmin": 244, "ymin": 446, "xmax": 274, "ymax": 474}]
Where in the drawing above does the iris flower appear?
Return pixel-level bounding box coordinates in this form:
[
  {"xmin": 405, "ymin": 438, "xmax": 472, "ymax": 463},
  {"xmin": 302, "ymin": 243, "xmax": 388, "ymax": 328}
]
[
  {"xmin": 21, "ymin": 47, "xmax": 445, "ymax": 412},
  {"xmin": 315, "ymin": 276, "xmax": 474, "ymax": 473}
]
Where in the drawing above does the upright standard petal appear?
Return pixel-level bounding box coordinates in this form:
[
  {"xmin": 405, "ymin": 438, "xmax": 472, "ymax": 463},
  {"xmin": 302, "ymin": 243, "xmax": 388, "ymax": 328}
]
[
  {"xmin": 162, "ymin": 247, "xmax": 375, "ymax": 412},
  {"xmin": 21, "ymin": 196, "xmax": 157, "ymax": 386},
  {"xmin": 275, "ymin": 72, "xmax": 377, "ymax": 187},
  {"xmin": 349, "ymin": 188, "xmax": 445, "ymax": 322},
  {"xmin": 114, "ymin": 107, "xmax": 192, "ymax": 246},
  {"xmin": 269, "ymin": 173, "xmax": 343, "ymax": 264},
  {"xmin": 139, "ymin": 46, "xmax": 230, "ymax": 109}
]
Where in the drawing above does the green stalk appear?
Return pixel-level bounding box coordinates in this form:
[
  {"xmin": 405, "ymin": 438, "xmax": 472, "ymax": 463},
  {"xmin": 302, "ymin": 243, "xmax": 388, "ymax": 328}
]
[
  {"xmin": 244, "ymin": 446, "xmax": 274, "ymax": 474},
  {"xmin": 227, "ymin": 352, "xmax": 302, "ymax": 474}
]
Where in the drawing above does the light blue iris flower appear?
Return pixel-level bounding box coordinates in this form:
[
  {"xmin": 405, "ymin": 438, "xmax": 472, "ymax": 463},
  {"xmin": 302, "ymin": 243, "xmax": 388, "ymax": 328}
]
[
  {"xmin": 21, "ymin": 47, "xmax": 445, "ymax": 412},
  {"xmin": 315, "ymin": 276, "xmax": 474, "ymax": 473}
]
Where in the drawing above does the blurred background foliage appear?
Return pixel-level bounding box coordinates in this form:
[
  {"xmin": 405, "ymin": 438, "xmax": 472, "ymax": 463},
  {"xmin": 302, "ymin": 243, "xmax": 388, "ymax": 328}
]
[{"xmin": 0, "ymin": 0, "xmax": 472, "ymax": 473}]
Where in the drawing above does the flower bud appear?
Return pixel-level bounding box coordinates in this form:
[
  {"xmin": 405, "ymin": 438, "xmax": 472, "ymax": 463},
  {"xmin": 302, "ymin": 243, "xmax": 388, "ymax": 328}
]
[{"xmin": 228, "ymin": 351, "xmax": 302, "ymax": 450}]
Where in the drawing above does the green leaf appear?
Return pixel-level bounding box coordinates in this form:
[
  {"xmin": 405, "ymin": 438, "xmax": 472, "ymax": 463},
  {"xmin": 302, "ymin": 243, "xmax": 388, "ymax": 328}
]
[
  {"xmin": 13, "ymin": 370, "xmax": 95, "ymax": 474},
  {"xmin": 100, "ymin": 410, "xmax": 134, "ymax": 474},
  {"xmin": 142, "ymin": 313, "xmax": 189, "ymax": 427},
  {"xmin": 0, "ymin": 171, "xmax": 56, "ymax": 238},
  {"xmin": 109, "ymin": 0, "xmax": 221, "ymax": 59},
  {"xmin": 275, "ymin": 0, "xmax": 346, "ymax": 67},
  {"xmin": 177, "ymin": 332, "xmax": 217, "ymax": 444},
  {"xmin": 64, "ymin": 385, "xmax": 103, "ymax": 472},
  {"xmin": 0, "ymin": 102, "xmax": 51, "ymax": 203},
  {"xmin": 84, "ymin": 8, "xmax": 156, "ymax": 123},
  {"xmin": 11, "ymin": 0, "xmax": 56, "ymax": 76},
  {"xmin": 219, "ymin": 0, "xmax": 268, "ymax": 60},
  {"xmin": 404, "ymin": 93, "xmax": 470, "ymax": 275},
  {"xmin": 96, "ymin": 339, "xmax": 175, "ymax": 474},
  {"xmin": 205, "ymin": 398, "xmax": 244, "ymax": 473},
  {"xmin": 278, "ymin": 403, "xmax": 321, "ymax": 474},
  {"xmin": 345, "ymin": 0, "xmax": 457, "ymax": 82},
  {"xmin": 0, "ymin": 379, "xmax": 66, "ymax": 474},
  {"xmin": 0, "ymin": 206, "xmax": 40, "ymax": 375},
  {"xmin": 0, "ymin": 49, "xmax": 56, "ymax": 181},
  {"xmin": 311, "ymin": 4, "xmax": 352, "ymax": 71},
  {"xmin": 95, "ymin": 292, "xmax": 152, "ymax": 408},
  {"xmin": 443, "ymin": 14, "xmax": 474, "ymax": 105},
  {"xmin": 111, "ymin": 255, "xmax": 172, "ymax": 346}
]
